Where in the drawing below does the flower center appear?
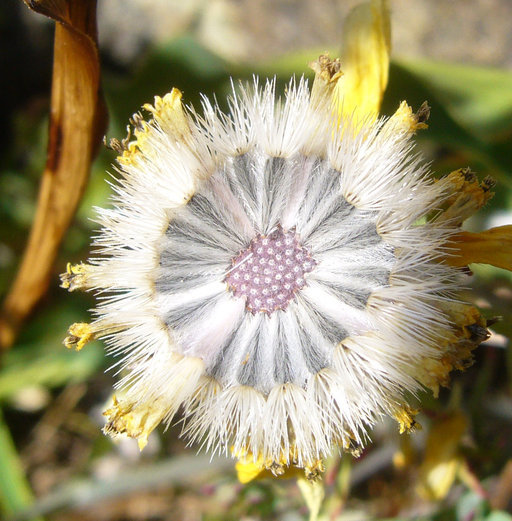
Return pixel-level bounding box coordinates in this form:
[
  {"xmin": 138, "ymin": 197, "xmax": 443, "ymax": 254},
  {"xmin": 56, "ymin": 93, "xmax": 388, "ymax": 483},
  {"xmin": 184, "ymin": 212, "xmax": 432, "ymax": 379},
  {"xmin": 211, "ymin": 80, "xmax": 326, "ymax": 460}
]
[{"xmin": 225, "ymin": 226, "xmax": 316, "ymax": 313}]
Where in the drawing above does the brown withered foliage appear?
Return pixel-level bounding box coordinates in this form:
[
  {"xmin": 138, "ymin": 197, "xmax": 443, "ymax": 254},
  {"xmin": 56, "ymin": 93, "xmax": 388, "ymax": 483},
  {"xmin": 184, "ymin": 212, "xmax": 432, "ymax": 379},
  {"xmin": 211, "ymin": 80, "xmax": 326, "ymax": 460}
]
[{"xmin": 0, "ymin": 0, "xmax": 107, "ymax": 350}]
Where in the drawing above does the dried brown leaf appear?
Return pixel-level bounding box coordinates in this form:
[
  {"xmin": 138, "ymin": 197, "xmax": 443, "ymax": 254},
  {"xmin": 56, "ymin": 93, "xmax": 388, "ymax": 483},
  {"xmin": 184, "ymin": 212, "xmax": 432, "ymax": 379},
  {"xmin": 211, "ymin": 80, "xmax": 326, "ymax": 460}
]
[{"xmin": 0, "ymin": 0, "xmax": 107, "ymax": 349}]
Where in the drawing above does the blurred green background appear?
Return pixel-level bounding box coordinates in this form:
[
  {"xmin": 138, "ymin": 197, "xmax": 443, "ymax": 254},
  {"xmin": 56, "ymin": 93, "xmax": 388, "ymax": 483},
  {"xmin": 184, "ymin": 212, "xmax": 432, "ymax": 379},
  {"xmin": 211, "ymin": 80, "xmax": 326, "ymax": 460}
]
[{"xmin": 1, "ymin": 0, "xmax": 512, "ymax": 520}]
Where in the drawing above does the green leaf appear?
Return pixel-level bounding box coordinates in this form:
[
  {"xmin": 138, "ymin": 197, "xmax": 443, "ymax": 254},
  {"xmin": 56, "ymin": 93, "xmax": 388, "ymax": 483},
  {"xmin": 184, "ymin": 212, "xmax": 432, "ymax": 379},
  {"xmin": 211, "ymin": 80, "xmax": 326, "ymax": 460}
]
[
  {"xmin": 0, "ymin": 408, "xmax": 43, "ymax": 520},
  {"xmin": 0, "ymin": 298, "xmax": 105, "ymax": 402},
  {"xmin": 394, "ymin": 59, "xmax": 512, "ymax": 141},
  {"xmin": 0, "ymin": 344, "xmax": 104, "ymax": 402},
  {"xmin": 383, "ymin": 60, "xmax": 512, "ymax": 189},
  {"xmin": 485, "ymin": 512, "xmax": 512, "ymax": 521}
]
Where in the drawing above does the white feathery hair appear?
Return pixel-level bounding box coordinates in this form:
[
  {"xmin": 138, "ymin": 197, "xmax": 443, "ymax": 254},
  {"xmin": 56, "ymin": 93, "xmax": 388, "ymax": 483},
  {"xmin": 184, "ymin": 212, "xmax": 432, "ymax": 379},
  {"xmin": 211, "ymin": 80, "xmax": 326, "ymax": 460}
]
[{"xmin": 87, "ymin": 76, "xmax": 465, "ymax": 465}]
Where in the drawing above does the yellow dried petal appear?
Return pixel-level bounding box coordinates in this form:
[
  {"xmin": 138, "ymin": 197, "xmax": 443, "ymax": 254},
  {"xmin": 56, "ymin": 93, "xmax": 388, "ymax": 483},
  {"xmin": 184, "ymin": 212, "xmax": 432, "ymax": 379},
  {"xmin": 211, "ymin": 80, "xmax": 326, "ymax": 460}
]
[
  {"xmin": 118, "ymin": 88, "xmax": 190, "ymax": 167},
  {"xmin": 394, "ymin": 404, "xmax": 420, "ymax": 434},
  {"xmin": 64, "ymin": 322, "xmax": 95, "ymax": 351},
  {"xmin": 235, "ymin": 454, "xmax": 266, "ymax": 484},
  {"xmin": 417, "ymin": 412, "xmax": 467, "ymax": 500},
  {"xmin": 64, "ymin": 321, "xmax": 123, "ymax": 352},
  {"xmin": 117, "ymin": 117, "xmax": 150, "ymax": 167},
  {"xmin": 415, "ymin": 302, "xmax": 488, "ymax": 396},
  {"xmin": 142, "ymin": 88, "xmax": 190, "ymax": 141},
  {"xmin": 60, "ymin": 262, "xmax": 93, "ymax": 292},
  {"xmin": 384, "ymin": 100, "xmax": 430, "ymax": 135},
  {"xmin": 333, "ymin": 0, "xmax": 391, "ymax": 123},
  {"xmin": 417, "ymin": 358, "xmax": 455, "ymax": 398},
  {"xmin": 446, "ymin": 225, "xmax": 512, "ymax": 271},
  {"xmin": 436, "ymin": 168, "xmax": 495, "ymax": 226},
  {"xmin": 103, "ymin": 395, "xmax": 166, "ymax": 451},
  {"xmin": 233, "ymin": 447, "xmax": 321, "ymax": 483},
  {"xmin": 304, "ymin": 459, "xmax": 326, "ymax": 481},
  {"xmin": 309, "ymin": 54, "xmax": 343, "ymax": 113}
]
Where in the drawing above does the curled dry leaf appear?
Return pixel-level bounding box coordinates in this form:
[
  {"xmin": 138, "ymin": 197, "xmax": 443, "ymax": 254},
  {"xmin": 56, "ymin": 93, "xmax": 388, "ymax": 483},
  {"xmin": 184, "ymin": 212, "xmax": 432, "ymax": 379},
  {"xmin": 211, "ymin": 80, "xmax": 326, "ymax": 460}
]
[{"xmin": 0, "ymin": 0, "xmax": 107, "ymax": 349}]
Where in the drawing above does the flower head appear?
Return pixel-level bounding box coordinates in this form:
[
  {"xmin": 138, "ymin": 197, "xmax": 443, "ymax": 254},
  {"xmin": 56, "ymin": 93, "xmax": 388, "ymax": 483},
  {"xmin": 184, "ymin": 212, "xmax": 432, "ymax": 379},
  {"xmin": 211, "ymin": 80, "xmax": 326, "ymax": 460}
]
[{"xmin": 61, "ymin": 2, "xmax": 511, "ymax": 479}]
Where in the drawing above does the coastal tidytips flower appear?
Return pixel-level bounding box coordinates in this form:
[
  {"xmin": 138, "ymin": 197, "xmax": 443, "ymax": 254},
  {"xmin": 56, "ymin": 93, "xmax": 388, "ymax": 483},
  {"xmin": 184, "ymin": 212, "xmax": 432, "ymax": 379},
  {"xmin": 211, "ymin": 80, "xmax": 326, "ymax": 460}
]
[{"xmin": 61, "ymin": 1, "xmax": 512, "ymax": 480}]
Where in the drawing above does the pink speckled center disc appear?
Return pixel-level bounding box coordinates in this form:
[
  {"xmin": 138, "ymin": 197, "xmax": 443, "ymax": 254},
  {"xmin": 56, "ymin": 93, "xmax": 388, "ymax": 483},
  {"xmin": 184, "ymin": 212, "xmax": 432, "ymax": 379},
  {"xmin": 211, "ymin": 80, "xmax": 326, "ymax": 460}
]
[{"xmin": 225, "ymin": 227, "xmax": 316, "ymax": 313}]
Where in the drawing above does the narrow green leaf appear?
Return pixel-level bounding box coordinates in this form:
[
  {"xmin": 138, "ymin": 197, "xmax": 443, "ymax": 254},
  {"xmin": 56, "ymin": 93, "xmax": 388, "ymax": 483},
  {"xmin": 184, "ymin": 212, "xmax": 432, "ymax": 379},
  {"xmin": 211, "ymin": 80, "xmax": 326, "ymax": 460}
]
[
  {"xmin": 394, "ymin": 59, "xmax": 512, "ymax": 140},
  {"xmin": 0, "ymin": 344, "xmax": 104, "ymax": 402},
  {"xmin": 0, "ymin": 408, "xmax": 42, "ymax": 520},
  {"xmin": 384, "ymin": 61, "xmax": 512, "ymax": 189},
  {"xmin": 486, "ymin": 512, "xmax": 512, "ymax": 521}
]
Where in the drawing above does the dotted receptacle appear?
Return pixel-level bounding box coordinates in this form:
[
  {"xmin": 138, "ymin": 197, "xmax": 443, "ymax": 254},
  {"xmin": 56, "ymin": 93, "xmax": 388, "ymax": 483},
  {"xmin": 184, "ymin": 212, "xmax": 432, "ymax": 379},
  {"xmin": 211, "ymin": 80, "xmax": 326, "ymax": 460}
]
[{"xmin": 225, "ymin": 227, "xmax": 316, "ymax": 313}]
